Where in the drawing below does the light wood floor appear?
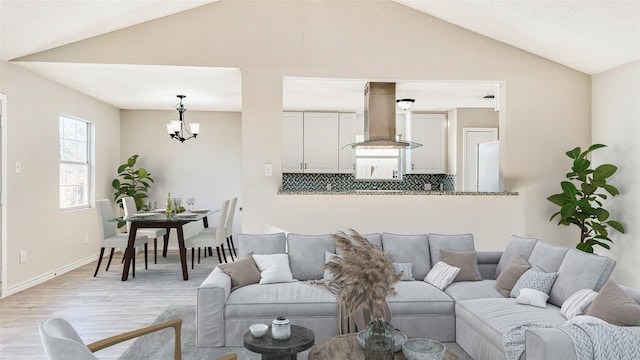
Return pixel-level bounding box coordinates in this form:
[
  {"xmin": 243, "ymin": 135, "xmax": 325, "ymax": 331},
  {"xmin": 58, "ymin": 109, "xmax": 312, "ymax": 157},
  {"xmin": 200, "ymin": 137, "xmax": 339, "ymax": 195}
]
[{"xmin": 0, "ymin": 249, "xmax": 225, "ymax": 360}]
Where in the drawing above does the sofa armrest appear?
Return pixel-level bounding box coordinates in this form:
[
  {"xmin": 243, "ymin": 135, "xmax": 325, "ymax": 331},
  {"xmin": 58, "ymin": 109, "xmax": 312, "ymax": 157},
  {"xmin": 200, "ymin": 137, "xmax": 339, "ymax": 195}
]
[
  {"xmin": 477, "ymin": 251, "xmax": 502, "ymax": 280},
  {"xmin": 196, "ymin": 268, "xmax": 231, "ymax": 347},
  {"xmin": 525, "ymin": 328, "xmax": 577, "ymax": 360}
]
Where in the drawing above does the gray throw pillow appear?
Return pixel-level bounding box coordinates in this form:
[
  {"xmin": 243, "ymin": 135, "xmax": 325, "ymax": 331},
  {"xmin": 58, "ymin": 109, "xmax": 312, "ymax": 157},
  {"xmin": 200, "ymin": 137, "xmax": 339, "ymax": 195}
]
[
  {"xmin": 510, "ymin": 266, "xmax": 557, "ymax": 298},
  {"xmin": 428, "ymin": 233, "xmax": 475, "ymax": 266},
  {"xmin": 496, "ymin": 256, "xmax": 530, "ymax": 297},
  {"xmin": 527, "ymin": 241, "xmax": 569, "ymax": 273},
  {"xmin": 495, "ymin": 235, "xmax": 538, "ymax": 277},
  {"xmin": 440, "ymin": 249, "xmax": 482, "ymax": 282},
  {"xmin": 217, "ymin": 252, "xmax": 261, "ymax": 291},
  {"xmin": 323, "ymin": 251, "xmax": 340, "ymax": 282},
  {"xmin": 393, "ymin": 263, "xmax": 415, "ymax": 281},
  {"xmin": 586, "ymin": 281, "xmax": 640, "ymax": 326}
]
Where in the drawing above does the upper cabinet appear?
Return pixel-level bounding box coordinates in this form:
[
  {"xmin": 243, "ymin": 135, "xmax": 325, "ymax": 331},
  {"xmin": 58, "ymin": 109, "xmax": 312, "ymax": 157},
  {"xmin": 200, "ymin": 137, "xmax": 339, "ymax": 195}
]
[
  {"xmin": 282, "ymin": 112, "xmax": 340, "ymax": 173},
  {"xmin": 338, "ymin": 113, "xmax": 357, "ymax": 173},
  {"xmin": 406, "ymin": 113, "xmax": 447, "ymax": 174}
]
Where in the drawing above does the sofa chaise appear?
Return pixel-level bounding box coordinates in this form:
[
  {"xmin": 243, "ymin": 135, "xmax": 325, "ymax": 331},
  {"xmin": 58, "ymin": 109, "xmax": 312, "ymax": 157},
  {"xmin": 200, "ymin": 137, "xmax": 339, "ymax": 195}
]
[{"xmin": 195, "ymin": 232, "xmax": 640, "ymax": 359}]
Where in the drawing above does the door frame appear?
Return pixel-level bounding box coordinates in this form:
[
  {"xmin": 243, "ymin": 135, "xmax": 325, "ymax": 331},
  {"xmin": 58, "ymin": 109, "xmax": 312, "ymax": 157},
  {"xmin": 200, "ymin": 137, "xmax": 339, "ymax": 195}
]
[
  {"xmin": 462, "ymin": 127, "xmax": 498, "ymax": 191},
  {"xmin": 1, "ymin": 93, "xmax": 7, "ymax": 298}
]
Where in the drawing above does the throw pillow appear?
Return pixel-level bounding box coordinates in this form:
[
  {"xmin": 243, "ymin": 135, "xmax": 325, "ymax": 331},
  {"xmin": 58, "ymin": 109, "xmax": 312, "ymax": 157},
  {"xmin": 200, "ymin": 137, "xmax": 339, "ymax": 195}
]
[
  {"xmin": 560, "ymin": 288, "xmax": 598, "ymax": 320},
  {"xmin": 252, "ymin": 253, "xmax": 295, "ymax": 284},
  {"xmin": 510, "ymin": 266, "xmax": 557, "ymax": 298},
  {"xmin": 495, "ymin": 235, "xmax": 538, "ymax": 277},
  {"xmin": 495, "ymin": 256, "xmax": 531, "ymax": 297},
  {"xmin": 440, "ymin": 249, "xmax": 482, "ymax": 282},
  {"xmin": 323, "ymin": 251, "xmax": 341, "ymax": 282},
  {"xmin": 217, "ymin": 252, "xmax": 261, "ymax": 291},
  {"xmin": 586, "ymin": 281, "xmax": 640, "ymax": 326},
  {"xmin": 424, "ymin": 261, "xmax": 460, "ymax": 290},
  {"xmin": 516, "ymin": 288, "xmax": 549, "ymax": 308},
  {"xmin": 563, "ymin": 315, "xmax": 609, "ymax": 327},
  {"xmin": 393, "ymin": 263, "xmax": 415, "ymax": 281}
]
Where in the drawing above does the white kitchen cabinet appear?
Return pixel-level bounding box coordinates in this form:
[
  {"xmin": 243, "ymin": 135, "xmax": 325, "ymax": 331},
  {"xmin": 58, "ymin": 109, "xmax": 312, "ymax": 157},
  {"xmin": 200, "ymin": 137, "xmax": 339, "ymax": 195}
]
[
  {"xmin": 282, "ymin": 112, "xmax": 304, "ymax": 173},
  {"xmin": 338, "ymin": 113, "xmax": 357, "ymax": 173},
  {"xmin": 406, "ymin": 113, "xmax": 447, "ymax": 174},
  {"xmin": 282, "ymin": 112, "xmax": 339, "ymax": 173}
]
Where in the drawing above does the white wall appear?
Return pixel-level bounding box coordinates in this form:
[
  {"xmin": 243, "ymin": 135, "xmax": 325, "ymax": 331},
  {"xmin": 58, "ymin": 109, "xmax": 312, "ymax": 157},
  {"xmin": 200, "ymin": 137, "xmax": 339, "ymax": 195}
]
[
  {"xmin": 15, "ymin": 1, "xmax": 605, "ymax": 279},
  {"xmin": 0, "ymin": 62, "xmax": 120, "ymax": 291},
  {"xmin": 119, "ymin": 110, "xmax": 242, "ymax": 245},
  {"xmin": 592, "ymin": 59, "xmax": 640, "ymax": 288}
]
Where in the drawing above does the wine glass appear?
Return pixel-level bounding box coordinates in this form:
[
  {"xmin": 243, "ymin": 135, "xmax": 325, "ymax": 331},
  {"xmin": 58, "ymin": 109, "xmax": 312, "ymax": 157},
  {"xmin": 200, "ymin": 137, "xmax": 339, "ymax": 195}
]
[
  {"xmin": 186, "ymin": 197, "xmax": 196, "ymax": 211},
  {"xmin": 173, "ymin": 197, "xmax": 183, "ymax": 213}
]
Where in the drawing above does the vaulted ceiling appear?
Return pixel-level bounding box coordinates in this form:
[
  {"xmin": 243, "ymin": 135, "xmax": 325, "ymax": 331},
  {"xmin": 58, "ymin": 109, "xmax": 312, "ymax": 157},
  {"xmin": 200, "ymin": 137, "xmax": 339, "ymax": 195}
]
[{"xmin": 1, "ymin": 0, "xmax": 638, "ymax": 112}]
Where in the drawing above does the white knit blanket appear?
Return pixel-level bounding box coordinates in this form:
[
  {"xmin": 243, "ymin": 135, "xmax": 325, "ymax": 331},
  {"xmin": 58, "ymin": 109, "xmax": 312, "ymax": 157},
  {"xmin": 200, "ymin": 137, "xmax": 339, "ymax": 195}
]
[{"xmin": 503, "ymin": 322, "xmax": 640, "ymax": 360}]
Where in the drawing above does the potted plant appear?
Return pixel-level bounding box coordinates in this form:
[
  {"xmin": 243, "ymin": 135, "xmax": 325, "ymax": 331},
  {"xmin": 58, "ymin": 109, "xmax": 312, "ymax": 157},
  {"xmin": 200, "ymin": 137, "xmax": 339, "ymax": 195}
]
[
  {"xmin": 112, "ymin": 155, "xmax": 155, "ymax": 227},
  {"xmin": 547, "ymin": 144, "xmax": 625, "ymax": 253}
]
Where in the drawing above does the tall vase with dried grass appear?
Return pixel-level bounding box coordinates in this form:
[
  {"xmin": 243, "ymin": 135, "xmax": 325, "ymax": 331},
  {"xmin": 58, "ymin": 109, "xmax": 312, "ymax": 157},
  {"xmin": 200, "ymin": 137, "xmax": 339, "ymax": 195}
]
[{"xmin": 323, "ymin": 230, "xmax": 400, "ymax": 360}]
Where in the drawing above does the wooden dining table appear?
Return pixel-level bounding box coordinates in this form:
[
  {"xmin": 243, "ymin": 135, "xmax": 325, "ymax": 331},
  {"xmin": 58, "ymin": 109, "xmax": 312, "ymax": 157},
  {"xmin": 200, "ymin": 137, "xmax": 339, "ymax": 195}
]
[{"xmin": 118, "ymin": 210, "xmax": 218, "ymax": 281}]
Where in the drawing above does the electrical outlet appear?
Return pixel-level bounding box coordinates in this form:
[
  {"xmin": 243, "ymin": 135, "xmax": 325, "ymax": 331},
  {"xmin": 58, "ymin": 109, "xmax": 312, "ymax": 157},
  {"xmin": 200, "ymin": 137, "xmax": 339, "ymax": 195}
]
[
  {"xmin": 264, "ymin": 163, "xmax": 273, "ymax": 176},
  {"xmin": 14, "ymin": 161, "xmax": 21, "ymax": 173},
  {"xmin": 84, "ymin": 234, "xmax": 89, "ymax": 244},
  {"xmin": 20, "ymin": 250, "xmax": 27, "ymax": 263}
]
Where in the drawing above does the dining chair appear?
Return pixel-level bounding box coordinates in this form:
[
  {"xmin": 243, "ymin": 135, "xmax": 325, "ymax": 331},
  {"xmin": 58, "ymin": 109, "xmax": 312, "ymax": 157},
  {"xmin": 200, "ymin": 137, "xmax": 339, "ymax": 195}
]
[
  {"xmin": 122, "ymin": 196, "xmax": 168, "ymax": 264},
  {"xmin": 94, "ymin": 199, "xmax": 148, "ymax": 278},
  {"xmin": 224, "ymin": 197, "xmax": 238, "ymax": 258},
  {"xmin": 184, "ymin": 199, "xmax": 230, "ymax": 267},
  {"xmin": 39, "ymin": 317, "xmax": 182, "ymax": 360}
]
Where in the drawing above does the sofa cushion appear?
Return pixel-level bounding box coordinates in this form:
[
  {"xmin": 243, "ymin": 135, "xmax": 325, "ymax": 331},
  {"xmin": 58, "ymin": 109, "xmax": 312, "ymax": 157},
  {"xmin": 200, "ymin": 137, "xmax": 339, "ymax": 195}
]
[
  {"xmin": 427, "ymin": 233, "xmax": 475, "ymax": 266},
  {"xmin": 547, "ymin": 248, "xmax": 616, "ymax": 307},
  {"xmin": 510, "ymin": 266, "xmax": 557, "ymax": 298},
  {"xmin": 225, "ymin": 282, "xmax": 337, "ymax": 318},
  {"xmin": 381, "ymin": 233, "xmax": 430, "ymax": 280},
  {"xmin": 440, "ymin": 249, "xmax": 482, "ymax": 282},
  {"xmin": 238, "ymin": 233, "xmax": 286, "ymax": 257},
  {"xmin": 495, "ymin": 235, "xmax": 538, "ymax": 277},
  {"xmin": 455, "ymin": 298, "xmax": 566, "ymax": 354},
  {"xmin": 496, "ymin": 256, "xmax": 530, "ymax": 297},
  {"xmin": 287, "ymin": 233, "xmax": 335, "ymax": 281},
  {"xmin": 527, "ymin": 241, "xmax": 569, "ymax": 273},
  {"xmin": 387, "ymin": 281, "xmax": 455, "ymax": 316},
  {"xmin": 444, "ymin": 280, "xmax": 504, "ymax": 301},
  {"xmin": 586, "ymin": 281, "xmax": 640, "ymax": 326},
  {"xmin": 217, "ymin": 252, "xmax": 261, "ymax": 291}
]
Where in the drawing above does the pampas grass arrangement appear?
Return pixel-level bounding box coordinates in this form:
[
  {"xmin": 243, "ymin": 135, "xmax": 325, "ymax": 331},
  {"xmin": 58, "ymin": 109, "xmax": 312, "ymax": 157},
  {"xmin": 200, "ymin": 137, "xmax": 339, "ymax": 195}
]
[{"xmin": 323, "ymin": 229, "xmax": 400, "ymax": 320}]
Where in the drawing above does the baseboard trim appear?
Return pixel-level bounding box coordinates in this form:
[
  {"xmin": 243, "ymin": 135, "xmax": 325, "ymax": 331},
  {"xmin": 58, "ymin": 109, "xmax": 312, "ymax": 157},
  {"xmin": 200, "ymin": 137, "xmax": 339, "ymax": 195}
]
[{"xmin": 2, "ymin": 254, "xmax": 98, "ymax": 298}]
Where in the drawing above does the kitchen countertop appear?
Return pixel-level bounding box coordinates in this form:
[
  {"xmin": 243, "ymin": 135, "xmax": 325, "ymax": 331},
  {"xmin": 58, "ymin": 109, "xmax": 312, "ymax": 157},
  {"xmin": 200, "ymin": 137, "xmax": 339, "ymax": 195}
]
[{"xmin": 277, "ymin": 189, "xmax": 519, "ymax": 196}]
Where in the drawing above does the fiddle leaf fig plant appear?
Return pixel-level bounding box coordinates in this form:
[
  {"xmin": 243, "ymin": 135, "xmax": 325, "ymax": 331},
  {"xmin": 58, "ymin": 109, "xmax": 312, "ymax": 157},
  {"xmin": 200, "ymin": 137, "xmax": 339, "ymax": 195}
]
[
  {"xmin": 547, "ymin": 144, "xmax": 625, "ymax": 253},
  {"xmin": 112, "ymin": 155, "xmax": 154, "ymax": 227}
]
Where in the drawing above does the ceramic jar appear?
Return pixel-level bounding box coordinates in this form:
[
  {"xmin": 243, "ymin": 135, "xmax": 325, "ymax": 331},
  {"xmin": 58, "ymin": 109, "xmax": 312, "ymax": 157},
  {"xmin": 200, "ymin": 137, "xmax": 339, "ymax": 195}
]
[{"xmin": 271, "ymin": 316, "xmax": 291, "ymax": 340}]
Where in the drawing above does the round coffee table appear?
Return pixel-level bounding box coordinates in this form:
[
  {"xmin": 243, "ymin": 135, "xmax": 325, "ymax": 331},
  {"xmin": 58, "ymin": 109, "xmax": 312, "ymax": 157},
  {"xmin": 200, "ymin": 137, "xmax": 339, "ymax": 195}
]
[
  {"xmin": 307, "ymin": 333, "xmax": 459, "ymax": 360},
  {"xmin": 243, "ymin": 324, "xmax": 315, "ymax": 360}
]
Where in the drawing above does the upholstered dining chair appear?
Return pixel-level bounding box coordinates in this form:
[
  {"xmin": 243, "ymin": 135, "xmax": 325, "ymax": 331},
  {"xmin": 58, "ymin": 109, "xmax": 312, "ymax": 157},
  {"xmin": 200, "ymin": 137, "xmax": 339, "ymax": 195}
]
[
  {"xmin": 122, "ymin": 196, "xmax": 168, "ymax": 264},
  {"xmin": 224, "ymin": 197, "xmax": 238, "ymax": 258},
  {"xmin": 184, "ymin": 199, "xmax": 230, "ymax": 267},
  {"xmin": 94, "ymin": 199, "xmax": 148, "ymax": 278},
  {"xmin": 39, "ymin": 317, "xmax": 182, "ymax": 360}
]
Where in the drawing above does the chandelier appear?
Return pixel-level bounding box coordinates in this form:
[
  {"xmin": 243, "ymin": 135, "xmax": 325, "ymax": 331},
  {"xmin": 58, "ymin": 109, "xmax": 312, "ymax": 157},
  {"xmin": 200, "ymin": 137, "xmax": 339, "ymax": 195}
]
[{"xmin": 166, "ymin": 95, "xmax": 200, "ymax": 142}]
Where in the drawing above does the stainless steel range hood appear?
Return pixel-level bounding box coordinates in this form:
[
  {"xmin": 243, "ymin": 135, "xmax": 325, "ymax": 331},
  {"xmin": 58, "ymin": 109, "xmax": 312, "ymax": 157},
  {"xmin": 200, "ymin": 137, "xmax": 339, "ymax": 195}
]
[{"xmin": 351, "ymin": 82, "xmax": 422, "ymax": 149}]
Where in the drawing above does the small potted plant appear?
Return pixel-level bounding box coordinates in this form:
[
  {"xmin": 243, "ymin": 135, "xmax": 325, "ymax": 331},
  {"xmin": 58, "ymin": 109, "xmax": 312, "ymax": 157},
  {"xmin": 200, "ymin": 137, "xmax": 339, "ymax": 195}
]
[{"xmin": 547, "ymin": 144, "xmax": 625, "ymax": 253}]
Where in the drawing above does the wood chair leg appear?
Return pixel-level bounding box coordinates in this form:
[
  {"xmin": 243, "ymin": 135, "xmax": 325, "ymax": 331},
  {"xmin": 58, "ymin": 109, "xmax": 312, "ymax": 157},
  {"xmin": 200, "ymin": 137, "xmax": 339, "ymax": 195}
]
[
  {"xmin": 94, "ymin": 247, "xmax": 106, "ymax": 277},
  {"xmin": 230, "ymin": 235, "xmax": 238, "ymax": 257},
  {"xmin": 144, "ymin": 243, "xmax": 148, "ymax": 270},
  {"xmin": 198, "ymin": 248, "xmax": 201, "ymax": 264},
  {"xmin": 226, "ymin": 237, "xmax": 235, "ymax": 261},
  {"xmin": 154, "ymin": 238, "xmax": 158, "ymax": 264},
  {"xmin": 208, "ymin": 247, "xmax": 213, "ymax": 257},
  {"xmin": 163, "ymin": 233, "xmax": 169, "ymax": 258},
  {"xmin": 221, "ymin": 244, "xmax": 228, "ymax": 263},
  {"xmin": 106, "ymin": 248, "xmax": 115, "ymax": 272},
  {"xmin": 191, "ymin": 248, "xmax": 195, "ymax": 269},
  {"xmin": 216, "ymin": 247, "xmax": 222, "ymax": 263},
  {"xmin": 132, "ymin": 248, "xmax": 136, "ymax": 278}
]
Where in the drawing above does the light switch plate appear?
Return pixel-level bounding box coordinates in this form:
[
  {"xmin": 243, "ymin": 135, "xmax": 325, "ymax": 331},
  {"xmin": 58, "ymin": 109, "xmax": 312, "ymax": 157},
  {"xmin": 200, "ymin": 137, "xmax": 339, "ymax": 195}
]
[{"xmin": 264, "ymin": 163, "xmax": 273, "ymax": 176}]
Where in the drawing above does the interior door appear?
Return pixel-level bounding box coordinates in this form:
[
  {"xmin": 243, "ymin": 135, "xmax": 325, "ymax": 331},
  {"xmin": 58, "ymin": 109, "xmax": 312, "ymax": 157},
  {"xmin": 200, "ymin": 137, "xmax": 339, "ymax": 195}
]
[{"xmin": 462, "ymin": 128, "xmax": 498, "ymax": 191}]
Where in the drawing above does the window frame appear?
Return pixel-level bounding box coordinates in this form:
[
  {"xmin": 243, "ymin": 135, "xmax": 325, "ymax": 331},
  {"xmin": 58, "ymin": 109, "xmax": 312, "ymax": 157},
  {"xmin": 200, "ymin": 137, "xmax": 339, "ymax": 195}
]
[{"xmin": 59, "ymin": 114, "xmax": 93, "ymax": 211}]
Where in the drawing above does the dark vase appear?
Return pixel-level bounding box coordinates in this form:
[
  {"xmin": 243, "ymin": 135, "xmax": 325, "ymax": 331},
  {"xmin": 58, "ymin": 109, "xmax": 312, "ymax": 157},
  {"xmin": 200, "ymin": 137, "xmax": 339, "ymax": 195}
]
[{"xmin": 364, "ymin": 319, "xmax": 394, "ymax": 360}]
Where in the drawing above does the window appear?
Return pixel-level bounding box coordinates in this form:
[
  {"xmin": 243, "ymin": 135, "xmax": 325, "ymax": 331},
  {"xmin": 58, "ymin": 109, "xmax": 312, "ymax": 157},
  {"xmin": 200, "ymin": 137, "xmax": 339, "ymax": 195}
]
[{"xmin": 59, "ymin": 115, "xmax": 91, "ymax": 210}]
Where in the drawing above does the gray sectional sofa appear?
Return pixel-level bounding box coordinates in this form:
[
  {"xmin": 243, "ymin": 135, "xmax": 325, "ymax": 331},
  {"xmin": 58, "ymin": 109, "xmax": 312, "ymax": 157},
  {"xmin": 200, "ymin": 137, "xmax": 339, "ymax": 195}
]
[{"xmin": 195, "ymin": 232, "xmax": 640, "ymax": 359}]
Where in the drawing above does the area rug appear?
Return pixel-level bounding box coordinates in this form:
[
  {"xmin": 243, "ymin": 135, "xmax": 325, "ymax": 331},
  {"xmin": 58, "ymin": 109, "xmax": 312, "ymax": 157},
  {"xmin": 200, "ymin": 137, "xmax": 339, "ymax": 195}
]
[{"xmin": 120, "ymin": 305, "xmax": 471, "ymax": 360}]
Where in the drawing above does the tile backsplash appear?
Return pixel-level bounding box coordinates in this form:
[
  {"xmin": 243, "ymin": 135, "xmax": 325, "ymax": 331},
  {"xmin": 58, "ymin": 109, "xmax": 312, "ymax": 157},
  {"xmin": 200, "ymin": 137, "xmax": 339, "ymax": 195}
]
[{"xmin": 282, "ymin": 173, "xmax": 455, "ymax": 191}]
